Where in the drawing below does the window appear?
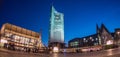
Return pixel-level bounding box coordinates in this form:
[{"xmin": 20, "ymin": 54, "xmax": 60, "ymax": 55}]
[
  {"xmin": 90, "ymin": 37, "xmax": 92, "ymax": 39},
  {"xmin": 83, "ymin": 38, "xmax": 86, "ymax": 40},
  {"xmin": 31, "ymin": 39, "xmax": 34, "ymax": 43},
  {"xmin": 11, "ymin": 34, "xmax": 15, "ymax": 41},
  {"xmin": 30, "ymin": 39, "xmax": 35, "ymax": 45},
  {"xmin": 94, "ymin": 43, "xmax": 96, "ymax": 45},
  {"xmin": 83, "ymin": 38, "xmax": 86, "ymax": 42},
  {"xmin": 24, "ymin": 38, "xmax": 29, "ymax": 45},
  {"xmin": 5, "ymin": 33, "xmax": 12, "ymax": 38},
  {"xmin": 96, "ymin": 38, "xmax": 98, "ymax": 40},
  {"xmin": 70, "ymin": 41, "xmax": 79, "ymax": 47},
  {"xmin": 14, "ymin": 35, "xmax": 20, "ymax": 42},
  {"xmin": 20, "ymin": 37, "xmax": 25, "ymax": 44},
  {"xmin": 19, "ymin": 37, "xmax": 22, "ymax": 43},
  {"xmin": 94, "ymin": 43, "xmax": 98, "ymax": 45},
  {"xmin": 92, "ymin": 39, "xmax": 94, "ymax": 41},
  {"xmin": 74, "ymin": 41, "xmax": 78, "ymax": 46}
]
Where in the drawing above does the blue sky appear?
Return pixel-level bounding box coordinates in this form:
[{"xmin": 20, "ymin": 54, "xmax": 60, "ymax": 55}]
[{"xmin": 0, "ymin": 0, "xmax": 120, "ymax": 46}]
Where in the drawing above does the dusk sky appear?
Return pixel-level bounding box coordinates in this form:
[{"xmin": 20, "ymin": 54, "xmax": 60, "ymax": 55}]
[{"xmin": 0, "ymin": 0, "xmax": 120, "ymax": 46}]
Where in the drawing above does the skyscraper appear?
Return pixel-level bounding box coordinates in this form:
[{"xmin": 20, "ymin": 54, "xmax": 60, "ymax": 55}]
[{"xmin": 49, "ymin": 6, "xmax": 64, "ymax": 48}]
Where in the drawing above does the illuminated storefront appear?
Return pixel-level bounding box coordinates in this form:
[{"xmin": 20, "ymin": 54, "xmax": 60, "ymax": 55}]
[{"xmin": 0, "ymin": 23, "xmax": 44, "ymax": 52}]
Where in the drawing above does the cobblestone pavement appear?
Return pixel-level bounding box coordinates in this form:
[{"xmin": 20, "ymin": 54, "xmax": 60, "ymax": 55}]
[
  {"xmin": 1, "ymin": 48, "xmax": 120, "ymax": 57},
  {"xmin": 0, "ymin": 51, "xmax": 49, "ymax": 57},
  {"xmin": 105, "ymin": 54, "xmax": 120, "ymax": 57}
]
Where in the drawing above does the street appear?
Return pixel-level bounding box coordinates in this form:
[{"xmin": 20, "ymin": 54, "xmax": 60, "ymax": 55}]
[{"xmin": 1, "ymin": 48, "xmax": 120, "ymax": 57}]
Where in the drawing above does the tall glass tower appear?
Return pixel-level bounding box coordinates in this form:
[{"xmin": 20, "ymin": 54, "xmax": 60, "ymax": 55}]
[{"xmin": 49, "ymin": 6, "xmax": 64, "ymax": 48}]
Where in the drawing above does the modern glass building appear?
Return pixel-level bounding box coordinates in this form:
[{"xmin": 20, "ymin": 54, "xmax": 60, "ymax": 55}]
[{"xmin": 49, "ymin": 6, "xmax": 64, "ymax": 48}]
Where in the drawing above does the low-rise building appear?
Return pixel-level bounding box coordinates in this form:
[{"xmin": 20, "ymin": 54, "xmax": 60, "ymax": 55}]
[
  {"xmin": 68, "ymin": 34, "xmax": 99, "ymax": 48},
  {"xmin": 68, "ymin": 24, "xmax": 114, "ymax": 52},
  {"xmin": 0, "ymin": 23, "xmax": 44, "ymax": 52}
]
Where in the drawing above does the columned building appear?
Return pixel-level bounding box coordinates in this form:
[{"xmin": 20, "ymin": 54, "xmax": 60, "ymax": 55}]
[
  {"xmin": 0, "ymin": 23, "xmax": 44, "ymax": 52},
  {"xmin": 49, "ymin": 6, "xmax": 64, "ymax": 49}
]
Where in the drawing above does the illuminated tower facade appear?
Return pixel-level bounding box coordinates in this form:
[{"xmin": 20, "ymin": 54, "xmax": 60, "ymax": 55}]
[{"xmin": 49, "ymin": 6, "xmax": 64, "ymax": 48}]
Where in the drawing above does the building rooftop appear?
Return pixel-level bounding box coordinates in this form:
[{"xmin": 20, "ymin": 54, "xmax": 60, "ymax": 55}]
[{"xmin": 2, "ymin": 23, "xmax": 40, "ymax": 38}]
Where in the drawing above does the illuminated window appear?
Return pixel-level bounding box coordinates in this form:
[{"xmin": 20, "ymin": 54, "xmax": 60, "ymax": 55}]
[
  {"xmin": 70, "ymin": 42, "xmax": 73, "ymax": 46},
  {"xmin": 20, "ymin": 37, "xmax": 25, "ymax": 44},
  {"xmin": 96, "ymin": 43, "xmax": 98, "ymax": 45},
  {"xmin": 5, "ymin": 33, "xmax": 12, "ymax": 38},
  {"xmin": 84, "ymin": 38, "xmax": 86, "ymax": 40},
  {"xmin": 83, "ymin": 38, "xmax": 86, "ymax": 42},
  {"xmin": 0, "ymin": 39, "xmax": 7, "ymax": 43},
  {"xmin": 11, "ymin": 34, "xmax": 15, "ymax": 41},
  {"xmin": 34, "ymin": 40, "xmax": 37, "ymax": 45},
  {"xmin": 14, "ymin": 35, "xmax": 17, "ymax": 42},
  {"xmin": 30, "ymin": 39, "xmax": 35, "ymax": 45},
  {"xmin": 92, "ymin": 39, "xmax": 94, "ymax": 41},
  {"xmin": 90, "ymin": 37, "xmax": 92, "ymax": 39},
  {"xmin": 31, "ymin": 39, "xmax": 34, "ymax": 43},
  {"xmin": 96, "ymin": 38, "xmax": 98, "ymax": 40},
  {"xmin": 24, "ymin": 38, "xmax": 29, "ymax": 45},
  {"xmin": 19, "ymin": 37, "xmax": 22, "ymax": 43},
  {"xmin": 71, "ymin": 41, "xmax": 79, "ymax": 46},
  {"xmin": 106, "ymin": 40, "xmax": 113, "ymax": 45},
  {"xmin": 14, "ymin": 35, "xmax": 21, "ymax": 43}
]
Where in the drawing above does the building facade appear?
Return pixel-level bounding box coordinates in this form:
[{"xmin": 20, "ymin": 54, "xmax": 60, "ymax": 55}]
[
  {"xmin": 68, "ymin": 24, "xmax": 114, "ymax": 48},
  {"xmin": 69, "ymin": 34, "xmax": 99, "ymax": 48},
  {"xmin": 97, "ymin": 24, "xmax": 113, "ymax": 45},
  {"xmin": 114, "ymin": 28, "xmax": 120, "ymax": 45},
  {"xmin": 0, "ymin": 23, "xmax": 44, "ymax": 52},
  {"xmin": 49, "ymin": 6, "xmax": 64, "ymax": 49}
]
